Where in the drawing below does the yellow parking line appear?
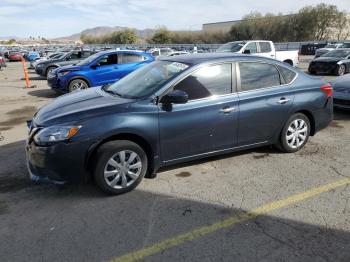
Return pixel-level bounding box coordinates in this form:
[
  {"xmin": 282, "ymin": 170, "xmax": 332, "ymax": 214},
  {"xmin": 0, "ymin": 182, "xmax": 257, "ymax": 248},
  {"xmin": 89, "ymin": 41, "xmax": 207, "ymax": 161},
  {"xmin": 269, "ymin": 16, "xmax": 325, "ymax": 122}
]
[{"xmin": 110, "ymin": 178, "xmax": 350, "ymax": 262}]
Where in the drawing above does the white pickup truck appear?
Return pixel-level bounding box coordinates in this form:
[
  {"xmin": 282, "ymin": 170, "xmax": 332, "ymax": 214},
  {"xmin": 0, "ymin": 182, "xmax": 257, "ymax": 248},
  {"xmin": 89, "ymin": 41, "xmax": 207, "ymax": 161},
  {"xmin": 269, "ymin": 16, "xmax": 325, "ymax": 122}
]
[{"xmin": 217, "ymin": 40, "xmax": 299, "ymax": 67}]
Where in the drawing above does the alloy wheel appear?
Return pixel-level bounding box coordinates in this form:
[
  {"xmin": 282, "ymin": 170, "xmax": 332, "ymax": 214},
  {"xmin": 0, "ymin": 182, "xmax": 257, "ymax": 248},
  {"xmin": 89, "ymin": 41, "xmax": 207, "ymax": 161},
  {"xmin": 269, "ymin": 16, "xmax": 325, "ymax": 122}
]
[
  {"xmin": 103, "ymin": 150, "xmax": 142, "ymax": 189},
  {"xmin": 338, "ymin": 65, "xmax": 346, "ymax": 76},
  {"xmin": 72, "ymin": 81, "xmax": 88, "ymax": 91},
  {"xmin": 286, "ymin": 119, "xmax": 308, "ymax": 149}
]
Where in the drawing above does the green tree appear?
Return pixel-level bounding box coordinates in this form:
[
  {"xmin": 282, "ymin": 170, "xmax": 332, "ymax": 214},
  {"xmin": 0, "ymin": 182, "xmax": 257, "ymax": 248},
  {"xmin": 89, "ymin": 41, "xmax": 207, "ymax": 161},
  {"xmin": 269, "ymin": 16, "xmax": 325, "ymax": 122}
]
[
  {"xmin": 106, "ymin": 29, "xmax": 138, "ymax": 44},
  {"xmin": 150, "ymin": 28, "xmax": 172, "ymax": 44}
]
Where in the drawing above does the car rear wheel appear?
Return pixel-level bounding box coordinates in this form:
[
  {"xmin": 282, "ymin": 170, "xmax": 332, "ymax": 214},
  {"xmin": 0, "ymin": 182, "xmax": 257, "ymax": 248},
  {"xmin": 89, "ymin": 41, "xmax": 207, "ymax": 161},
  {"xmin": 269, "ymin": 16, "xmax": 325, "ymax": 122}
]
[
  {"xmin": 45, "ymin": 66, "xmax": 56, "ymax": 77},
  {"xmin": 336, "ymin": 64, "xmax": 346, "ymax": 76},
  {"xmin": 277, "ymin": 113, "xmax": 310, "ymax": 153},
  {"xmin": 93, "ymin": 140, "xmax": 148, "ymax": 195},
  {"xmin": 68, "ymin": 79, "xmax": 89, "ymax": 92}
]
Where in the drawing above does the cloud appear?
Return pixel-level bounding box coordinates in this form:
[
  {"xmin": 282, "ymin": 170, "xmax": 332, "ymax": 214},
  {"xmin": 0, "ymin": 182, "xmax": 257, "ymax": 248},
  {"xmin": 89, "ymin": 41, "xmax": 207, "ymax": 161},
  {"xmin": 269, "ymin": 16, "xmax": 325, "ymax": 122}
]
[{"xmin": 0, "ymin": 0, "xmax": 349, "ymax": 38}]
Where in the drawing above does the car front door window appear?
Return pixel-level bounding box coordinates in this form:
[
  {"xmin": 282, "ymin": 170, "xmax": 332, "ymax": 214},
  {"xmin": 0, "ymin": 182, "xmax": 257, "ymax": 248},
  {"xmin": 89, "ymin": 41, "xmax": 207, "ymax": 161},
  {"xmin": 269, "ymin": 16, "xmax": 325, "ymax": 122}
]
[
  {"xmin": 244, "ymin": 43, "xmax": 258, "ymax": 54},
  {"xmin": 173, "ymin": 63, "xmax": 232, "ymax": 100}
]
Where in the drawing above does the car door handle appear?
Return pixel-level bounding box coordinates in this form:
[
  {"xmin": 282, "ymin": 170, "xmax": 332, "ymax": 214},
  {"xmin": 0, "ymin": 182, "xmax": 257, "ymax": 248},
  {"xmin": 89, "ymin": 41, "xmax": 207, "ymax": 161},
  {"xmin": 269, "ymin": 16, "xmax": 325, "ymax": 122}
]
[
  {"xmin": 276, "ymin": 98, "xmax": 291, "ymax": 104},
  {"xmin": 220, "ymin": 107, "xmax": 236, "ymax": 113}
]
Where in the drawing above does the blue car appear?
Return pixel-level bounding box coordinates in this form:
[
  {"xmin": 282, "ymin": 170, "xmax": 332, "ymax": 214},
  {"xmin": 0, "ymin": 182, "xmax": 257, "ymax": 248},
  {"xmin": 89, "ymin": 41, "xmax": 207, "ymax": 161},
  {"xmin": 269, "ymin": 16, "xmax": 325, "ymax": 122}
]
[
  {"xmin": 27, "ymin": 53, "xmax": 333, "ymax": 195},
  {"xmin": 26, "ymin": 52, "xmax": 40, "ymax": 62},
  {"xmin": 47, "ymin": 50, "xmax": 155, "ymax": 93}
]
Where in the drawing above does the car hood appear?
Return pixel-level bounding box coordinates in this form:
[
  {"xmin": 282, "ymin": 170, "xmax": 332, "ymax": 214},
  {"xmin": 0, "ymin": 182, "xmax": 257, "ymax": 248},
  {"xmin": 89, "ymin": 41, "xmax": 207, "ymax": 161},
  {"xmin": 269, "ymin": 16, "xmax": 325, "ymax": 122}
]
[
  {"xmin": 37, "ymin": 58, "xmax": 63, "ymax": 66},
  {"xmin": 56, "ymin": 64, "xmax": 82, "ymax": 72},
  {"xmin": 56, "ymin": 59, "xmax": 81, "ymax": 67},
  {"xmin": 316, "ymin": 48, "xmax": 333, "ymax": 53},
  {"xmin": 34, "ymin": 87, "xmax": 134, "ymax": 126},
  {"xmin": 312, "ymin": 57, "xmax": 342, "ymax": 63}
]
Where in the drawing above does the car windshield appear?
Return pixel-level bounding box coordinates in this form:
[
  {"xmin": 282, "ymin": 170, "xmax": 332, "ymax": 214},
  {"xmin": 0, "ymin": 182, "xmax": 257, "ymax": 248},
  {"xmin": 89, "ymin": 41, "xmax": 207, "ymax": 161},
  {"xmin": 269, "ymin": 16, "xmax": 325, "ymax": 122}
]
[
  {"xmin": 76, "ymin": 52, "xmax": 101, "ymax": 66},
  {"xmin": 217, "ymin": 42, "xmax": 245, "ymax": 53},
  {"xmin": 340, "ymin": 43, "xmax": 350, "ymax": 48},
  {"xmin": 104, "ymin": 60, "xmax": 189, "ymax": 99},
  {"xmin": 321, "ymin": 50, "xmax": 350, "ymax": 58},
  {"xmin": 324, "ymin": 44, "xmax": 338, "ymax": 48}
]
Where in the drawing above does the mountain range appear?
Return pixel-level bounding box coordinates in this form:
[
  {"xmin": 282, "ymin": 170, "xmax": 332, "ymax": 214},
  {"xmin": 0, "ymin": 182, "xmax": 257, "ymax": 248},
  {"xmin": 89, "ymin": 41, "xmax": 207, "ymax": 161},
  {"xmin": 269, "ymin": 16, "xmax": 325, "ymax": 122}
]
[{"xmin": 53, "ymin": 26, "xmax": 157, "ymax": 41}]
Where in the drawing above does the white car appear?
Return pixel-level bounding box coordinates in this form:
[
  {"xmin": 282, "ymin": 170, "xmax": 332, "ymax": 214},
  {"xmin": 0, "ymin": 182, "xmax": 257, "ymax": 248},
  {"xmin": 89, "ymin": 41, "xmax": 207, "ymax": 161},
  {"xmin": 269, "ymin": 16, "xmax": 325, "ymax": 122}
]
[
  {"xmin": 217, "ymin": 40, "xmax": 299, "ymax": 67},
  {"xmin": 148, "ymin": 48, "xmax": 175, "ymax": 57},
  {"xmin": 167, "ymin": 51, "xmax": 189, "ymax": 56}
]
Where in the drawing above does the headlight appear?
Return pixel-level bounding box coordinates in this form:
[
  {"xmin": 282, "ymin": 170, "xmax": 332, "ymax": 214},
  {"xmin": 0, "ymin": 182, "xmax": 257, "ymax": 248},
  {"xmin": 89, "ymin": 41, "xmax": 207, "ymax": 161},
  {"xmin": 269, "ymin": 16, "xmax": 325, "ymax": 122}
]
[
  {"xmin": 57, "ymin": 71, "xmax": 71, "ymax": 77},
  {"xmin": 34, "ymin": 126, "xmax": 81, "ymax": 146},
  {"xmin": 337, "ymin": 61, "xmax": 343, "ymax": 65},
  {"xmin": 36, "ymin": 63, "xmax": 44, "ymax": 68}
]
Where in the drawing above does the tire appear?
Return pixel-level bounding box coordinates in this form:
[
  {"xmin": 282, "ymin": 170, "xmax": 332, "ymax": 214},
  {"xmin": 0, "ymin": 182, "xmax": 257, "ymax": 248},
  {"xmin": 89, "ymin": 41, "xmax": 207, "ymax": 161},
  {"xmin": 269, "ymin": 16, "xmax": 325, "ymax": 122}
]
[
  {"xmin": 277, "ymin": 113, "xmax": 311, "ymax": 153},
  {"xmin": 68, "ymin": 79, "xmax": 89, "ymax": 93},
  {"xmin": 45, "ymin": 66, "xmax": 56, "ymax": 77},
  {"xmin": 93, "ymin": 140, "xmax": 148, "ymax": 195},
  {"xmin": 336, "ymin": 64, "xmax": 346, "ymax": 76}
]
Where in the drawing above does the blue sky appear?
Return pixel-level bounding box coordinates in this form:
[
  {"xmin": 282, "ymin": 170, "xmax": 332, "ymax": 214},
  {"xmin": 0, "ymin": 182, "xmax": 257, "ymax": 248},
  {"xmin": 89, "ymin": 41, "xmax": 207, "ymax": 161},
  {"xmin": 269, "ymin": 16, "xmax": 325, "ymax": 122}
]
[{"xmin": 0, "ymin": 0, "xmax": 349, "ymax": 38}]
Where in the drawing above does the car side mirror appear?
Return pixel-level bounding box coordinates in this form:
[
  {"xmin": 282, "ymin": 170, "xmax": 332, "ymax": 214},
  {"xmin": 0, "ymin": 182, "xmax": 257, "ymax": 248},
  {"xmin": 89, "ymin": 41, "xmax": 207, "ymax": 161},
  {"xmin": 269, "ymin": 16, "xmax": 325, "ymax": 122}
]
[
  {"xmin": 243, "ymin": 49, "xmax": 251, "ymax": 54},
  {"xmin": 91, "ymin": 63, "xmax": 99, "ymax": 69},
  {"xmin": 160, "ymin": 90, "xmax": 188, "ymax": 104}
]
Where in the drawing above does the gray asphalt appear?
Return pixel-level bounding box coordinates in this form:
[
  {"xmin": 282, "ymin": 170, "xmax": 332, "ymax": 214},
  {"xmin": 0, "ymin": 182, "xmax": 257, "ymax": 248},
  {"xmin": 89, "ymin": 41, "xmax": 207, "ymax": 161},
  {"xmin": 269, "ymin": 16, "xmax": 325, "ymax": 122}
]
[{"xmin": 0, "ymin": 60, "xmax": 349, "ymax": 262}]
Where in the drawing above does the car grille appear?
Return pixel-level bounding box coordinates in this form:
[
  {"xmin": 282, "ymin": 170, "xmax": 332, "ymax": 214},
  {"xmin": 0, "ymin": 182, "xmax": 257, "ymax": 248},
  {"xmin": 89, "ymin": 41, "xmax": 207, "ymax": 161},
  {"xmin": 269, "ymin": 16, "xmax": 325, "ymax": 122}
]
[{"xmin": 334, "ymin": 98, "xmax": 350, "ymax": 106}]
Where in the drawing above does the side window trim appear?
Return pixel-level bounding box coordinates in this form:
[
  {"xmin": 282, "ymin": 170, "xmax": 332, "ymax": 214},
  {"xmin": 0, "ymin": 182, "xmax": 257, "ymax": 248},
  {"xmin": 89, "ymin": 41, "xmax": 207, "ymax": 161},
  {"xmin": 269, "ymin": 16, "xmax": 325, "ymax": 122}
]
[
  {"xmin": 237, "ymin": 61, "xmax": 287, "ymax": 93},
  {"xmin": 275, "ymin": 65, "xmax": 299, "ymax": 86}
]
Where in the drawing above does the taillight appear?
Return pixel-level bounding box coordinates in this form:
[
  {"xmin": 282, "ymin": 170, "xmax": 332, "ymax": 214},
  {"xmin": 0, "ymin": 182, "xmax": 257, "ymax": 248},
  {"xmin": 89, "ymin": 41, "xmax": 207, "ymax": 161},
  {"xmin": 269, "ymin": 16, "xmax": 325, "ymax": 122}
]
[{"xmin": 321, "ymin": 83, "xmax": 333, "ymax": 98}]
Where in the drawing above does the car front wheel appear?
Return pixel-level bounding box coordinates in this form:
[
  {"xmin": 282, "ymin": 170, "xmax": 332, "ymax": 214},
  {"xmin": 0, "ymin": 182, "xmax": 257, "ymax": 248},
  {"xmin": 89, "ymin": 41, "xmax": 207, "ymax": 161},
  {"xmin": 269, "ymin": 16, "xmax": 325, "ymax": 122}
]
[
  {"xmin": 68, "ymin": 79, "xmax": 89, "ymax": 92},
  {"xmin": 278, "ymin": 113, "xmax": 310, "ymax": 153},
  {"xmin": 336, "ymin": 64, "xmax": 346, "ymax": 76},
  {"xmin": 93, "ymin": 140, "xmax": 148, "ymax": 195}
]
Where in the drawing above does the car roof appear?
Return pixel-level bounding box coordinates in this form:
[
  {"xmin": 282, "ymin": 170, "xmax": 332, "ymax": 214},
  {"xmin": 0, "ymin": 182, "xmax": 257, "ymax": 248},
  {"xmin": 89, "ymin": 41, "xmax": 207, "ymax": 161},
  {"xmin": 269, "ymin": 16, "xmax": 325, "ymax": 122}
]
[
  {"xmin": 96, "ymin": 49, "xmax": 148, "ymax": 56},
  {"xmin": 160, "ymin": 53, "xmax": 281, "ymax": 65}
]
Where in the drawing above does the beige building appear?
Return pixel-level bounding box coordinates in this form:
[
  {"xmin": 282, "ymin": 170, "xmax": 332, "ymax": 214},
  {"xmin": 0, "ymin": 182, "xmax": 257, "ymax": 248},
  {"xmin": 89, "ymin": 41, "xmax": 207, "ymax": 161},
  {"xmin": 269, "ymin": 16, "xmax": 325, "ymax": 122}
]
[{"xmin": 202, "ymin": 20, "xmax": 240, "ymax": 32}]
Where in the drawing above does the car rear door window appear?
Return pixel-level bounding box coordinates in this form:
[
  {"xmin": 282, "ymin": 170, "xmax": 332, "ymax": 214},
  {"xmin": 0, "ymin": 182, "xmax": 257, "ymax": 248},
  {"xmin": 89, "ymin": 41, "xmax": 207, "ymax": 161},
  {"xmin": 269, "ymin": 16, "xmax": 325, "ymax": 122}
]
[
  {"xmin": 239, "ymin": 62, "xmax": 281, "ymax": 91},
  {"xmin": 67, "ymin": 52, "xmax": 80, "ymax": 60},
  {"xmin": 174, "ymin": 63, "xmax": 232, "ymax": 100},
  {"xmin": 82, "ymin": 51, "xmax": 94, "ymax": 58},
  {"xmin": 98, "ymin": 54, "xmax": 119, "ymax": 66},
  {"xmin": 121, "ymin": 53, "xmax": 144, "ymax": 63},
  {"xmin": 276, "ymin": 65, "xmax": 297, "ymax": 84},
  {"xmin": 259, "ymin": 42, "xmax": 272, "ymax": 53},
  {"xmin": 244, "ymin": 42, "xmax": 258, "ymax": 53}
]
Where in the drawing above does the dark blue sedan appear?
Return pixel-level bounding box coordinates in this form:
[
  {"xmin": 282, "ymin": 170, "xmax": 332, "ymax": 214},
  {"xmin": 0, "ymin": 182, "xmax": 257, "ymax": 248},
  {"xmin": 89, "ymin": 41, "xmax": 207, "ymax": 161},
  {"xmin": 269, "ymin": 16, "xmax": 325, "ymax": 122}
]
[
  {"xmin": 26, "ymin": 53, "xmax": 333, "ymax": 195},
  {"xmin": 47, "ymin": 50, "xmax": 154, "ymax": 93}
]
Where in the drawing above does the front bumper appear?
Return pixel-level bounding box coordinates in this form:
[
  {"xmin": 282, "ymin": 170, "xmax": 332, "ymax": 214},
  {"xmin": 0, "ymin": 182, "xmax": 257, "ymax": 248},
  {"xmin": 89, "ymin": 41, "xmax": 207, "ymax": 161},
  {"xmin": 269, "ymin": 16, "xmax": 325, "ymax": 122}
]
[
  {"xmin": 25, "ymin": 124, "xmax": 92, "ymax": 184},
  {"xmin": 308, "ymin": 63, "xmax": 337, "ymax": 74},
  {"xmin": 47, "ymin": 74, "xmax": 69, "ymax": 93},
  {"xmin": 35, "ymin": 67, "xmax": 45, "ymax": 76}
]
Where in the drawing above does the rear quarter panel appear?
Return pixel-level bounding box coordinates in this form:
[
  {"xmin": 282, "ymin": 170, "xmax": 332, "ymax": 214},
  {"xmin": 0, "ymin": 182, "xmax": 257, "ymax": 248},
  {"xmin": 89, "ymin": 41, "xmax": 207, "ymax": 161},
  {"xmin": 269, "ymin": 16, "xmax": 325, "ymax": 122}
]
[{"xmin": 291, "ymin": 74, "xmax": 333, "ymax": 133}]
